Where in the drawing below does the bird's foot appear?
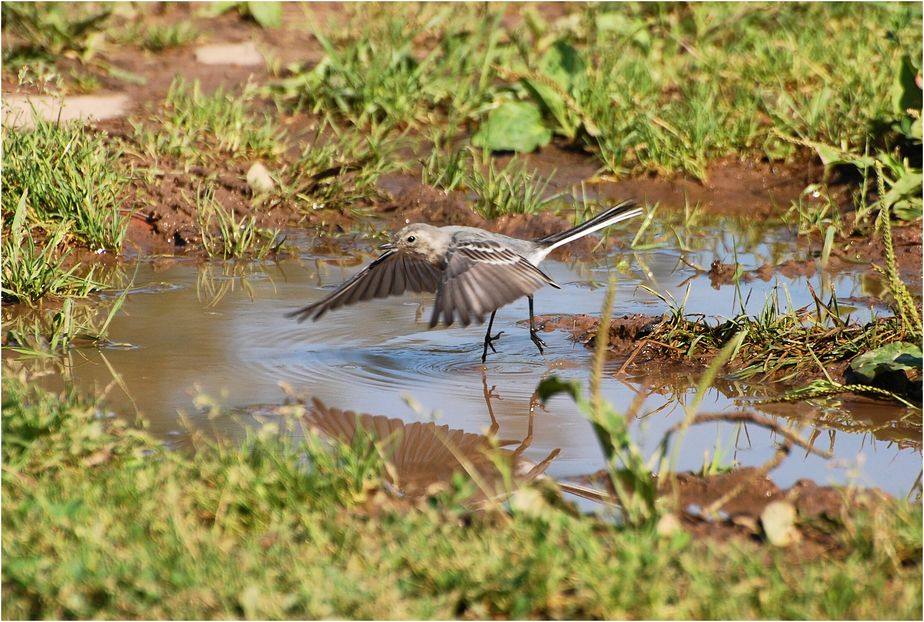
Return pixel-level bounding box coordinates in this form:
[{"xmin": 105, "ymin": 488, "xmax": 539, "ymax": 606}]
[
  {"xmin": 481, "ymin": 331, "xmax": 505, "ymax": 363},
  {"xmin": 529, "ymin": 329, "xmax": 546, "ymax": 354}
]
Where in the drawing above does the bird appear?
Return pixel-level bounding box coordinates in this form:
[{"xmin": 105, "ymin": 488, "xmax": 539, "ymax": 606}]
[{"xmin": 286, "ymin": 200, "xmax": 643, "ymax": 362}]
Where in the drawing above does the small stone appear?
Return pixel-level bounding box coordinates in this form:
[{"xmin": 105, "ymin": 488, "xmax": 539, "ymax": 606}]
[
  {"xmin": 246, "ymin": 162, "xmax": 275, "ymax": 196},
  {"xmin": 195, "ymin": 42, "xmax": 263, "ymax": 66},
  {"xmin": 656, "ymin": 512, "xmax": 683, "ymax": 537},
  {"xmin": 761, "ymin": 501, "xmax": 800, "ymax": 547},
  {"xmin": 2, "ymin": 94, "xmax": 131, "ymax": 129}
]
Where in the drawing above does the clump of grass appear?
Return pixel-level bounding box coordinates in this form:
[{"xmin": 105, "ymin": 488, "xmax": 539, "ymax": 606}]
[
  {"xmin": 282, "ymin": 118, "xmax": 400, "ymax": 212},
  {"xmin": 643, "ymin": 284, "xmax": 907, "ymax": 383},
  {"xmin": 195, "ymin": 186, "xmax": 281, "ymax": 259},
  {"xmin": 1, "ymin": 2, "xmax": 111, "ymax": 68},
  {"xmin": 3, "ymin": 373, "xmax": 921, "ymax": 619},
  {"xmin": 420, "ymin": 132, "xmax": 468, "ymax": 193},
  {"xmin": 2, "ymin": 117, "xmax": 131, "ymax": 252},
  {"xmin": 469, "ymin": 154, "xmax": 559, "ymax": 219},
  {"xmin": 133, "ymin": 77, "xmax": 286, "ymax": 163},
  {"xmin": 1, "ymin": 192, "xmax": 101, "ymax": 305},
  {"xmin": 3, "ymin": 292, "xmax": 127, "ymax": 356},
  {"xmin": 141, "ymin": 22, "xmax": 199, "ymax": 51}
]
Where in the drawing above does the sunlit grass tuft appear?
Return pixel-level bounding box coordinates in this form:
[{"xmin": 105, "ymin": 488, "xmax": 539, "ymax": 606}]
[
  {"xmin": 2, "ymin": 117, "xmax": 131, "ymax": 252},
  {"xmin": 132, "ymin": 77, "xmax": 286, "ymax": 163}
]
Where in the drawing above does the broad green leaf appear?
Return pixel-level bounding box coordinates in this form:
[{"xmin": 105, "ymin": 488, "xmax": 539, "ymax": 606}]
[
  {"xmin": 247, "ymin": 1, "xmax": 281, "ymax": 29},
  {"xmin": 538, "ymin": 40, "xmax": 585, "ymax": 92},
  {"xmin": 891, "ymin": 55, "xmax": 923, "ymax": 116},
  {"xmin": 472, "ymin": 101, "xmax": 551, "ymax": 153},
  {"xmin": 203, "ymin": 1, "xmax": 240, "ymax": 17},
  {"xmin": 892, "ymin": 200, "xmax": 923, "ymax": 222},
  {"xmin": 881, "ymin": 171, "xmax": 922, "ymax": 212},
  {"xmin": 522, "ymin": 40, "xmax": 587, "ymax": 139},
  {"xmin": 850, "ymin": 342, "xmax": 923, "ymax": 383},
  {"xmin": 523, "ymin": 80, "xmax": 575, "ymax": 139},
  {"xmin": 536, "ymin": 375, "xmax": 581, "ymax": 404}
]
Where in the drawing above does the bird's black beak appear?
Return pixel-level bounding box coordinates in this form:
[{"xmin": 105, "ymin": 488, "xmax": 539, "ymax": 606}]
[{"xmin": 379, "ymin": 242, "xmax": 396, "ymax": 251}]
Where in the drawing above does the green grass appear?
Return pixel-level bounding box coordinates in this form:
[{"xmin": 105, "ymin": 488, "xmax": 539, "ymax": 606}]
[
  {"xmin": 195, "ymin": 185, "xmax": 282, "ymax": 259},
  {"xmin": 273, "ymin": 4, "xmax": 506, "ymax": 129},
  {"xmin": 2, "ymin": 116, "xmax": 131, "ymax": 252},
  {"xmin": 1, "ymin": 192, "xmax": 102, "ymax": 305},
  {"xmin": 1, "ymin": 2, "xmax": 111, "ymax": 68},
  {"xmin": 468, "ymin": 154, "xmax": 559, "ymax": 220},
  {"xmin": 140, "ymin": 22, "xmax": 200, "ymax": 51},
  {"xmin": 132, "ymin": 77, "xmax": 286, "ymax": 163},
  {"xmin": 273, "ymin": 3, "xmax": 920, "ymax": 182},
  {"xmin": 2, "ymin": 372, "xmax": 921, "ymax": 619}
]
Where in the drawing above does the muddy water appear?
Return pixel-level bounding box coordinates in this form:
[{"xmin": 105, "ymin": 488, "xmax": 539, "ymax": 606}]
[{"xmin": 10, "ymin": 220, "xmax": 921, "ymax": 498}]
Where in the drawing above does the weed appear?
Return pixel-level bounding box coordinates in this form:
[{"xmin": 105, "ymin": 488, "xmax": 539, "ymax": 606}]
[
  {"xmin": 874, "ymin": 162, "xmax": 922, "ymax": 338},
  {"xmin": 1, "ymin": 192, "xmax": 101, "ymax": 305},
  {"xmin": 468, "ymin": 153, "xmax": 559, "ymax": 219},
  {"xmin": 1, "ymin": 2, "xmax": 111, "ymax": 68},
  {"xmin": 195, "ymin": 186, "xmax": 281, "ymax": 259},
  {"xmin": 2, "ymin": 116, "xmax": 130, "ymax": 251},
  {"xmin": 420, "ymin": 131, "xmax": 469, "ymax": 193},
  {"xmin": 133, "ymin": 77, "xmax": 286, "ymax": 162},
  {"xmin": 141, "ymin": 22, "xmax": 199, "ymax": 51}
]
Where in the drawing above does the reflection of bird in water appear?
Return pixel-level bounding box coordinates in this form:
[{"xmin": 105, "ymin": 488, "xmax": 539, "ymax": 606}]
[
  {"xmin": 300, "ymin": 368, "xmax": 609, "ymax": 505},
  {"xmin": 302, "ymin": 398, "xmax": 559, "ymax": 503}
]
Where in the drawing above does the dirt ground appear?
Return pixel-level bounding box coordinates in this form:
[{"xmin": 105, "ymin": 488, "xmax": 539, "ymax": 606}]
[{"xmin": 6, "ymin": 3, "xmax": 919, "ymax": 277}]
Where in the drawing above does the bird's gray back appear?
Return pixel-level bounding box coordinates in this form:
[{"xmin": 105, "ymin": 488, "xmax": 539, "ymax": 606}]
[{"xmin": 438, "ymin": 226, "xmax": 540, "ymax": 263}]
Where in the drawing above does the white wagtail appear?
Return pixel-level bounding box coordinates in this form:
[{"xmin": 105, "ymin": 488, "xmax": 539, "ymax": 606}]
[{"xmin": 287, "ymin": 200, "xmax": 643, "ymax": 362}]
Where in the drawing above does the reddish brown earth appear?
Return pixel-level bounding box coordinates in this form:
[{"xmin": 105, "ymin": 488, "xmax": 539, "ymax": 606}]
[
  {"xmin": 6, "ymin": 3, "xmax": 919, "ymax": 275},
  {"xmin": 576, "ymin": 466, "xmax": 902, "ymax": 559}
]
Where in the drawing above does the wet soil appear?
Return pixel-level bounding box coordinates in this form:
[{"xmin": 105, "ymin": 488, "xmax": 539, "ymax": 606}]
[
  {"xmin": 533, "ymin": 312, "xmax": 924, "ymax": 404},
  {"xmin": 578, "ymin": 466, "xmax": 901, "ymax": 559}
]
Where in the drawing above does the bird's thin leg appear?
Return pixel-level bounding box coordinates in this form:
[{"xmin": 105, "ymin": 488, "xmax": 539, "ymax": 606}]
[
  {"xmin": 481, "ymin": 309, "xmax": 504, "ymax": 363},
  {"xmin": 528, "ymin": 295, "xmax": 546, "ymax": 354}
]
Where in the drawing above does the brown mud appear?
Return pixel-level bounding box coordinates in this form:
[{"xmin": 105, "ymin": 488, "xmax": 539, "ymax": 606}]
[{"xmin": 577, "ymin": 466, "xmax": 902, "ymax": 559}]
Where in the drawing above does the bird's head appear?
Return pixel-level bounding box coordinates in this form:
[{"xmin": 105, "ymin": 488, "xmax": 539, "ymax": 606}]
[{"xmin": 383, "ymin": 223, "xmax": 446, "ymax": 262}]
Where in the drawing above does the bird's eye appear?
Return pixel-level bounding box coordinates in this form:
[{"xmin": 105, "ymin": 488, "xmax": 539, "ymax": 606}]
[{"xmin": 407, "ymin": 235, "xmax": 416, "ymax": 243}]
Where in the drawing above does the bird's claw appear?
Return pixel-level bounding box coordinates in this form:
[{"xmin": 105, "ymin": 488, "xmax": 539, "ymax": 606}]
[
  {"xmin": 529, "ymin": 330, "xmax": 546, "ymax": 354},
  {"xmin": 481, "ymin": 331, "xmax": 505, "ymax": 362}
]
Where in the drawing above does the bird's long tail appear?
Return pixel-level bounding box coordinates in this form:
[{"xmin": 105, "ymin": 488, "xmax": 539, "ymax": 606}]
[{"xmin": 533, "ymin": 200, "xmax": 643, "ymax": 253}]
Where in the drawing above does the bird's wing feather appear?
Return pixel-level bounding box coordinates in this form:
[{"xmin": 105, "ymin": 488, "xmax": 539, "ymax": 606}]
[
  {"xmin": 286, "ymin": 249, "xmax": 442, "ymax": 322},
  {"xmin": 429, "ymin": 239, "xmax": 559, "ymax": 328}
]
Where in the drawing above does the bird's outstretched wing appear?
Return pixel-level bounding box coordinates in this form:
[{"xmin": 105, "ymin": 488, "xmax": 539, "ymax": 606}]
[
  {"xmin": 429, "ymin": 239, "xmax": 559, "ymax": 327},
  {"xmin": 286, "ymin": 249, "xmax": 442, "ymax": 322}
]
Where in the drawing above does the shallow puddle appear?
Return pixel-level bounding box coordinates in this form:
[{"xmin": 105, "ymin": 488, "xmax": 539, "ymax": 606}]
[{"xmin": 8, "ymin": 219, "xmax": 920, "ymax": 498}]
